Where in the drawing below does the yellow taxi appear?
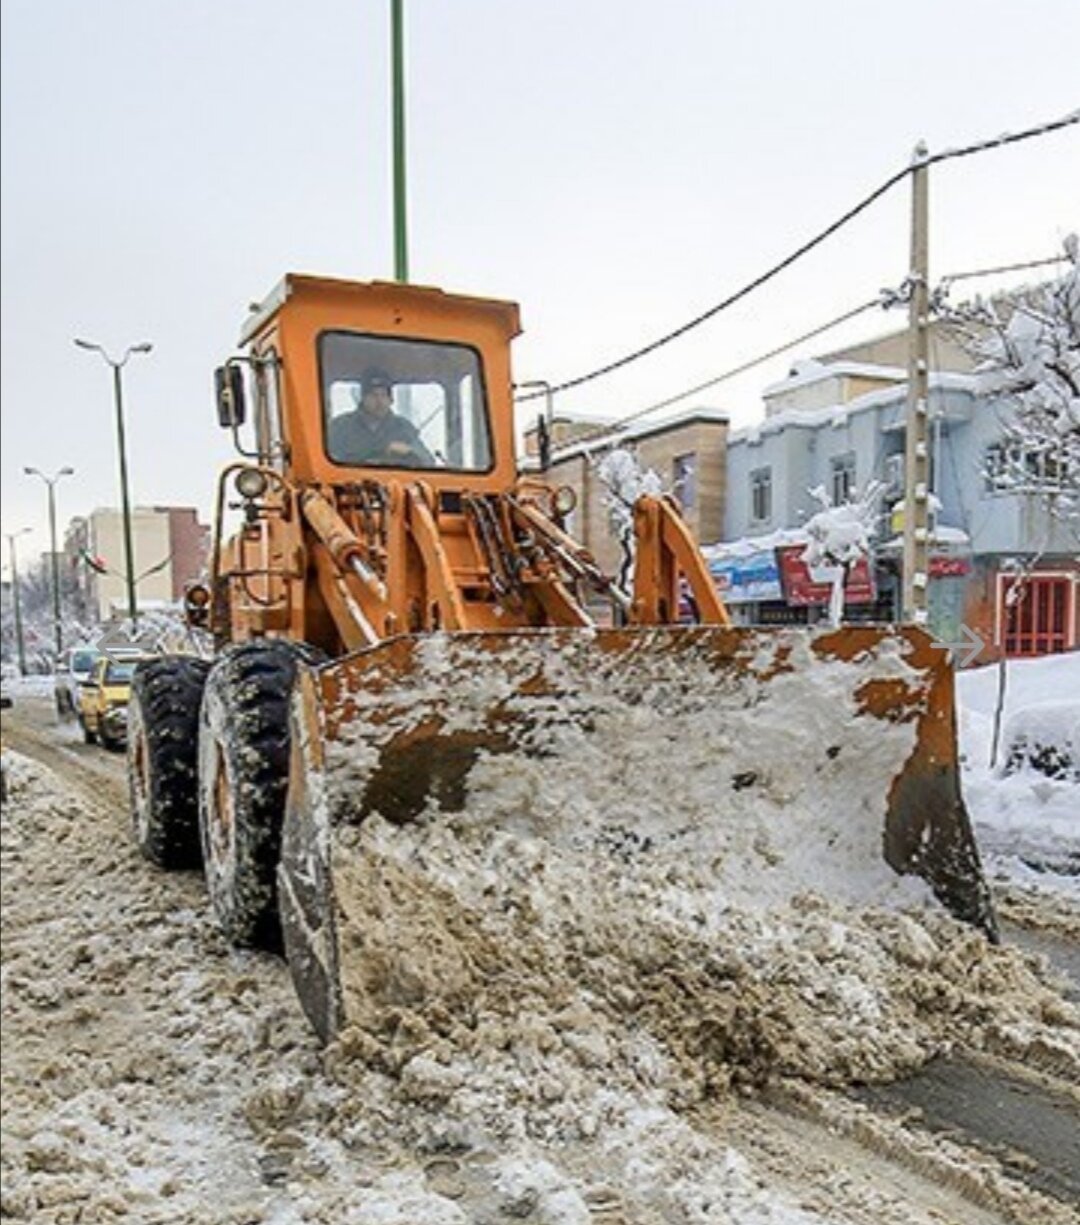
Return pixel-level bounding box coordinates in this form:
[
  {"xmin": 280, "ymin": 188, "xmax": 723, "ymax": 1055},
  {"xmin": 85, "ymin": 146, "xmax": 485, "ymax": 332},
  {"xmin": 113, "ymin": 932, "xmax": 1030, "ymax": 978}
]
[{"xmin": 78, "ymin": 655, "xmax": 149, "ymax": 750}]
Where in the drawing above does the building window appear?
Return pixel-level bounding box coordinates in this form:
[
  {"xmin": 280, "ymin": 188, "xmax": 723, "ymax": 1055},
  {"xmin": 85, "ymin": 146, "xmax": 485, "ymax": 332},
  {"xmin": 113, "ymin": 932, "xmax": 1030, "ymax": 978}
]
[
  {"xmin": 883, "ymin": 453, "xmax": 905, "ymax": 499},
  {"xmin": 830, "ymin": 452, "xmax": 857, "ymax": 505},
  {"xmin": 750, "ymin": 467, "xmax": 772, "ymax": 524},
  {"xmin": 985, "ymin": 441, "xmax": 1074, "ymax": 495},
  {"xmin": 673, "ymin": 453, "xmax": 697, "ymax": 511}
]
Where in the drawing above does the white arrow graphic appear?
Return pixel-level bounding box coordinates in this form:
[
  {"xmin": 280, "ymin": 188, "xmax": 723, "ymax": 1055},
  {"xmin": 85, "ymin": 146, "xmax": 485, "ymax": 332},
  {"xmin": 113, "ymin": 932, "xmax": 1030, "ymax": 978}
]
[{"xmin": 930, "ymin": 623, "xmax": 984, "ymax": 668}]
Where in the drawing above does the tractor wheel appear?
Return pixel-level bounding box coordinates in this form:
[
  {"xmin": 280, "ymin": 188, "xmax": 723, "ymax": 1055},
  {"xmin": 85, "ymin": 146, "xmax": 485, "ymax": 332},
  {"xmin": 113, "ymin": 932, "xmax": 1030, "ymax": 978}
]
[
  {"xmin": 128, "ymin": 656, "xmax": 212, "ymax": 869},
  {"xmin": 198, "ymin": 641, "xmax": 324, "ymax": 950}
]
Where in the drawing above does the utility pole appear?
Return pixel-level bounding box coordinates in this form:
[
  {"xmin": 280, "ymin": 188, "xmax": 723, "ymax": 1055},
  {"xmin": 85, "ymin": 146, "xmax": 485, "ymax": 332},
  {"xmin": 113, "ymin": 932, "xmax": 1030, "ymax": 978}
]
[
  {"xmin": 23, "ymin": 467, "xmax": 75, "ymax": 659},
  {"xmin": 391, "ymin": 0, "xmax": 409, "ymax": 282},
  {"xmin": 902, "ymin": 143, "xmax": 931, "ymax": 624},
  {"xmin": 4, "ymin": 528, "xmax": 32, "ymax": 676}
]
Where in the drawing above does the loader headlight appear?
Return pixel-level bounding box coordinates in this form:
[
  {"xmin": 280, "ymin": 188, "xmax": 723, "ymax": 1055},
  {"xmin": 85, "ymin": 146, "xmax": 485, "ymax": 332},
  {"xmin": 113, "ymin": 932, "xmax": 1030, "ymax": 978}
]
[
  {"xmin": 235, "ymin": 467, "xmax": 269, "ymax": 500},
  {"xmin": 185, "ymin": 582, "xmax": 210, "ymax": 608},
  {"xmin": 184, "ymin": 581, "xmax": 211, "ymax": 627},
  {"xmin": 552, "ymin": 485, "xmax": 577, "ymax": 517}
]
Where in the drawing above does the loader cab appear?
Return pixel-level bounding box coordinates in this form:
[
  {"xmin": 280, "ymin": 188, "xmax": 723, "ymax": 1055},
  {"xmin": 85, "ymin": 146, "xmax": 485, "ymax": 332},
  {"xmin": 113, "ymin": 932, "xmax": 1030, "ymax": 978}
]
[
  {"xmin": 322, "ymin": 333, "xmax": 493, "ymax": 473},
  {"xmin": 233, "ymin": 275, "xmax": 522, "ymax": 493}
]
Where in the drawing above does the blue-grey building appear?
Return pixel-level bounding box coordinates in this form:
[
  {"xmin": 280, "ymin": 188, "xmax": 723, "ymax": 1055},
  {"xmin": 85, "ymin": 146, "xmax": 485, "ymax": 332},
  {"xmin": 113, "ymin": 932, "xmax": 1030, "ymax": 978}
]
[{"xmin": 717, "ymin": 351, "xmax": 1078, "ymax": 658}]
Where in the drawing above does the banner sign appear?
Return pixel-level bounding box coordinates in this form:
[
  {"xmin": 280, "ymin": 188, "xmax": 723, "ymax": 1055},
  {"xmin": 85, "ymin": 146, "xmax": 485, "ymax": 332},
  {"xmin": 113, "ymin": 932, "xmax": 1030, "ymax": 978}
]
[
  {"xmin": 929, "ymin": 556, "xmax": 971, "ymax": 578},
  {"xmin": 709, "ymin": 550, "xmax": 783, "ymax": 604},
  {"xmin": 776, "ymin": 545, "xmax": 877, "ymax": 607}
]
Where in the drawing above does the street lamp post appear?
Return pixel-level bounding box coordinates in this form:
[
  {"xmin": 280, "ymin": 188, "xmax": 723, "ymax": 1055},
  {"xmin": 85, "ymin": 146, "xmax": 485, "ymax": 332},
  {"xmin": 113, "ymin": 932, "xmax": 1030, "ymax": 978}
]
[
  {"xmin": 74, "ymin": 338, "xmax": 153, "ymax": 624},
  {"xmin": 23, "ymin": 467, "xmax": 75, "ymax": 659},
  {"xmin": 4, "ymin": 527, "xmax": 32, "ymax": 675}
]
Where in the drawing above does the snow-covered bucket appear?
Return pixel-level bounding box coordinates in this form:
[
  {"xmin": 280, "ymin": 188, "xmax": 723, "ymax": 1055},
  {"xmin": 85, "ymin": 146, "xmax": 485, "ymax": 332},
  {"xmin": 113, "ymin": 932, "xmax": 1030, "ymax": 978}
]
[{"xmin": 276, "ymin": 624, "xmax": 995, "ymax": 1042}]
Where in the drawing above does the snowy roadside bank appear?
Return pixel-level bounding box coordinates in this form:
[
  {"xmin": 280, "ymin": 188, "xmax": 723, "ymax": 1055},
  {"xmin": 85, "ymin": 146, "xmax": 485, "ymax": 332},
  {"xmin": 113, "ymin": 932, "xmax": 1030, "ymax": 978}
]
[
  {"xmin": 4, "ymin": 704, "xmax": 1079, "ymax": 1222},
  {"xmin": 957, "ymin": 652, "xmax": 1080, "ymax": 929}
]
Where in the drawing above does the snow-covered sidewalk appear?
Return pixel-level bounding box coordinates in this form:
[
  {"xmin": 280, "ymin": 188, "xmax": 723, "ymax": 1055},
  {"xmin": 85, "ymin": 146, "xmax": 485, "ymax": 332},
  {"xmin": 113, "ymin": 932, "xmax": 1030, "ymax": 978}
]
[{"xmin": 957, "ymin": 651, "xmax": 1080, "ymax": 895}]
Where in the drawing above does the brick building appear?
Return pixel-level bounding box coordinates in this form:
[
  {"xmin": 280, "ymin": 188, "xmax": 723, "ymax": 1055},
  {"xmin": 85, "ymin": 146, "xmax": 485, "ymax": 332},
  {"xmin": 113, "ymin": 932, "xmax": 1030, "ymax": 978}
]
[
  {"xmin": 531, "ymin": 408, "xmax": 729, "ymax": 575},
  {"xmin": 65, "ymin": 506, "xmax": 210, "ymax": 623}
]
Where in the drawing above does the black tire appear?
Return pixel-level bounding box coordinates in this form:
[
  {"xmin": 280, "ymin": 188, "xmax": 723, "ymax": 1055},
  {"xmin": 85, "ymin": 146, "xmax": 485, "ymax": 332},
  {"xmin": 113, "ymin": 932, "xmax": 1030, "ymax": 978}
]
[
  {"xmin": 128, "ymin": 656, "xmax": 212, "ymax": 869},
  {"xmin": 198, "ymin": 641, "xmax": 324, "ymax": 950}
]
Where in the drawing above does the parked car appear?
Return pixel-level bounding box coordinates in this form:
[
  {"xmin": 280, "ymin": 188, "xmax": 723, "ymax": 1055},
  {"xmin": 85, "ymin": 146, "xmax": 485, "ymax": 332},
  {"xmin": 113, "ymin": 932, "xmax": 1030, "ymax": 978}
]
[
  {"xmin": 77, "ymin": 655, "xmax": 149, "ymax": 749},
  {"xmin": 55, "ymin": 646, "xmax": 103, "ymax": 717}
]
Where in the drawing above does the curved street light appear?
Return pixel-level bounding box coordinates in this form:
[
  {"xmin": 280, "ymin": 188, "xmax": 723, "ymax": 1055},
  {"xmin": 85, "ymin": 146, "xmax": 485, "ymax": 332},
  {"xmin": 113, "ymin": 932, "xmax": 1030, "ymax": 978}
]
[
  {"xmin": 74, "ymin": 338, "xmax": 153, "ymax": 623},
  {"xmin": 23, "ymin": 466, "xmax": 75, "ymax": 659},
  {"xmin": 3, "ymin": 526, "xmax": 33, "ymax": 675}
]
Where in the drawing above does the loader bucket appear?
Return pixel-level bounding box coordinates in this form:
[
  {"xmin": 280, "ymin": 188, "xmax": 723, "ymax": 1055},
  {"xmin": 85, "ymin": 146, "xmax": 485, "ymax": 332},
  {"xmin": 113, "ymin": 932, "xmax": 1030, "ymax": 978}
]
[{"xmin": 278, "ymin": 624, "xmax": 996, "ymax": 1043}]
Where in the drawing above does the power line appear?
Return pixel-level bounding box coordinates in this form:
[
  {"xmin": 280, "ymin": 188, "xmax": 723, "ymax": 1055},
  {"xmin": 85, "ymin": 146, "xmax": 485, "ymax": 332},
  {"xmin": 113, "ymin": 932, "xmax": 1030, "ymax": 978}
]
[
  {"xmin": 517, "ymin": 109, "xmax": 1079, "ymax": 404},
  {"xmin": 550, "ymin": 298, "xmax": 882, "ymax": 455},
  {"xmin": 922, "ymin": 110, "xmax": 1079, "ymax": 170},
  {"xmin": 939, "ymin": 253, "xmax": 1066, "ymax": 287}
]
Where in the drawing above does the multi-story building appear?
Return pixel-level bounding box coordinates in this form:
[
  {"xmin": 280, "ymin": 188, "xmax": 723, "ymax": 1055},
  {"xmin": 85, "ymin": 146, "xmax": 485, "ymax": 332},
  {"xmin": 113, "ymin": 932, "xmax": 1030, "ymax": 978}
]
[
  {"xmin": 523, "ymin": 316, "xmax": 1075, "ymax": 662},
  {"xmin": 719, "ymin": 346, "xmax": 1077, "ymax": 659},
  {"xmin": 65, "ymin": 506, "xmax": 210, "ymax": 624},
  {"xmin": 535, "ymin": 408, "xmax": 729, "ymax": 576}
]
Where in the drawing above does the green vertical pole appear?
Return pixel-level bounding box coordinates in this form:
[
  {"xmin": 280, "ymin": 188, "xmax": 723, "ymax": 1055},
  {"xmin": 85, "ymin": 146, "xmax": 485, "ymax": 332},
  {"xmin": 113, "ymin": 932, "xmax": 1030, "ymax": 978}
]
[
  {"xmin": 114, "ymin": 363, "xmax": 139, "ymax": 625},
  {"xmin": 47, "ymin": 482, "xmax": 63, "ymax": 657},
  {"xmin": 391, "ymin": 0, "xmax": 409, "ymax": 282}
]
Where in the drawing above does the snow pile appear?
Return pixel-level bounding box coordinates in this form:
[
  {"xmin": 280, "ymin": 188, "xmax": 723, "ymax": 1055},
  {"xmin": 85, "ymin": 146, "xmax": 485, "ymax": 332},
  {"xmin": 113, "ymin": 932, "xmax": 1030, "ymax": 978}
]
[
  {"xmin": 2, "ymin": 673, "xmax": 56, "ymax": 699},
  {"xmin": 4, "ymin": 665, "xmax": 1080, "ymax": 1222},
  {"xmin": 1000, "ymin": 700, "xmax": 1079, "ymax": 781},
  {"xmin": 311, "ymin": 629, "xmax": 1079, "ymax": 1191},
  {"xmin": 0, "ymin": 750, "xmax": 839, "ymax": 1225},
  {"xmin": 956, "ymin": 651, "xmax": 1080, "ymax": 880}
]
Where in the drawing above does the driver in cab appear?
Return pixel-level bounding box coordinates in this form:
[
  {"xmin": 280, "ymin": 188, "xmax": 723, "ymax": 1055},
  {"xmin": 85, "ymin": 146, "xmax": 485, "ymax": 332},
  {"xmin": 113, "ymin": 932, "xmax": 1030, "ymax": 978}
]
[{"xmin": 329, "ymin": 368, "xmax": 434, "ymax": 467}]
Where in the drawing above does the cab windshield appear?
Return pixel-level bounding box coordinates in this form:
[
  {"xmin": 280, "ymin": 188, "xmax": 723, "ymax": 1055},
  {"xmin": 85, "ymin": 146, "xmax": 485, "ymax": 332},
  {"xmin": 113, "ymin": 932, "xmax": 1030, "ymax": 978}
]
[
  {"xmin": 321, "ymin": 332, "xmax": 493, "ymax": 472},
  {"xmin": 104, "ymin": 661, "xmax": 136, "ymax": 684}
]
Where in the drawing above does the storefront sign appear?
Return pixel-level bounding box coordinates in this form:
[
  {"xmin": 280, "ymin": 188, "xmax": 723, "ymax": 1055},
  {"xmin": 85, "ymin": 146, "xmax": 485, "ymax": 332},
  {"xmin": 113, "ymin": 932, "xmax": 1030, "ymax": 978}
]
[
  {"xmin": 776, "ymin": 545, "xmax": 877, "ymax": 606},
  {"xmin": 929, "ymin": 556, "xmax": 971, "ymax": 578},
  {"xmin": 709, "ymin": 550, "xmax": 783, "ymax": 604}
]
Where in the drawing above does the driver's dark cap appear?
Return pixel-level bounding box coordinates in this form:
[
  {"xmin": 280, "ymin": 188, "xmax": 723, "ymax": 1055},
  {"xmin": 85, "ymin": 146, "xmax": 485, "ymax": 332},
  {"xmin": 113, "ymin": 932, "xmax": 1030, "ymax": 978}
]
[{"xmin": 364, "ymin": 368, "xmax": 393, "ymax": 393}]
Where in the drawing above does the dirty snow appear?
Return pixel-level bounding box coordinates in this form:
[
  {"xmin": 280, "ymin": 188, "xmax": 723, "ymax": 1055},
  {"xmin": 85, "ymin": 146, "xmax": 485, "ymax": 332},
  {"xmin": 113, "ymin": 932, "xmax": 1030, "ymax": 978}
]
[{"xmin": 2, "ymin": 645, "xmax": 1079, "ymax": 1222}]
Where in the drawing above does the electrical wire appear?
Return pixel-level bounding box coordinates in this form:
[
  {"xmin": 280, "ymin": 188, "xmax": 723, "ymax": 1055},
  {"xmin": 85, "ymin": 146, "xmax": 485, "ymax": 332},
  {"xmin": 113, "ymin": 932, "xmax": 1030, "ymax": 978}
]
[
  {"xmin": 940, "ymin": 253, "xmax": 1066, "ymax": 287},
  {"xmin": 516, "ymin": 109, "xmax": 1079, "ymax": 404},
  {"xmin": 546, "ymin": 298, "xmax": 883, "ymax": 455}
]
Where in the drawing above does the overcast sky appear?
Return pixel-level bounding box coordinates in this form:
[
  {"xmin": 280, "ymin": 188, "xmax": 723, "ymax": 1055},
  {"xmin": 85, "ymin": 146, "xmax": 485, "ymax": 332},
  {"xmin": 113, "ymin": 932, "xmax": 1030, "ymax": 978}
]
[{"xmin": 2, "ymin": 0, "xmax": 1078, "ymax": 564}]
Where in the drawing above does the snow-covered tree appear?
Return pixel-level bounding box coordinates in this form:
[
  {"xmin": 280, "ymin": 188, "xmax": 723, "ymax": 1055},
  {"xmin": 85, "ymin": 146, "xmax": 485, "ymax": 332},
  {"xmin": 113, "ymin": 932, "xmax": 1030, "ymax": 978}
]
[
  {"xmin": 593, "ymin": 446, "xmax": 664, "ymax": 595},
  {"xmin": 944, "ymin": 237, "xmax": 1079, "ymax": 535},
  {"xmin": 939, "ymin": 237, "xmax": 1079, "ymax": 765},
  {"xmin": 801, "ymin": 482, "xmax": 883, "ymax": 627}
]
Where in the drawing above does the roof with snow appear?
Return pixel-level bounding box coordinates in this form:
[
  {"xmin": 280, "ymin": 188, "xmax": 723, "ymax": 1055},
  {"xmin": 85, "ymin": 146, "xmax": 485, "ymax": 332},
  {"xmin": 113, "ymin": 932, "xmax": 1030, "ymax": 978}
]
[
  {"xmin": 762, "ymin": 359, "xmax": 907, "ymax": 398},
  {"xmin": 730, "ymin": 370, "xmax": 977, "ymax": 446},
  {"xmin": 545, "ymin": 405, "xmax": 729, "ymax": 466}
]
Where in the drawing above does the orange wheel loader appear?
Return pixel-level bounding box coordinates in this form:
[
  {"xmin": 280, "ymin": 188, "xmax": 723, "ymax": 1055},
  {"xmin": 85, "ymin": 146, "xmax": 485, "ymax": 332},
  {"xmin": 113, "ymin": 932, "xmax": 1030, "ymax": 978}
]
[{"xmin": 126, "ymin": 275, "xmax": 995, "ymax": 1041}]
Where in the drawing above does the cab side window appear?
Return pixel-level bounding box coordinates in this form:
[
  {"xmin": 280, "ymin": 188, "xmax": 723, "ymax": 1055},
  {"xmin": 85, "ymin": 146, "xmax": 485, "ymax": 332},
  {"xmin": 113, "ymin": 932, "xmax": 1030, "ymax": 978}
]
[{"xmin": 253, "ymin": 348, "xmax": 285, "ymax": 468}]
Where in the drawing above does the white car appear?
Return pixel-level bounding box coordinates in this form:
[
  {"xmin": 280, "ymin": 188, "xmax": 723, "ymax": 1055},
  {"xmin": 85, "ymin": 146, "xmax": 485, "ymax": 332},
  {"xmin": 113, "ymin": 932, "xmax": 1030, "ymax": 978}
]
[{"xmin": 54, "ymin": 646, "xmax": 102, "ymax": 717}]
